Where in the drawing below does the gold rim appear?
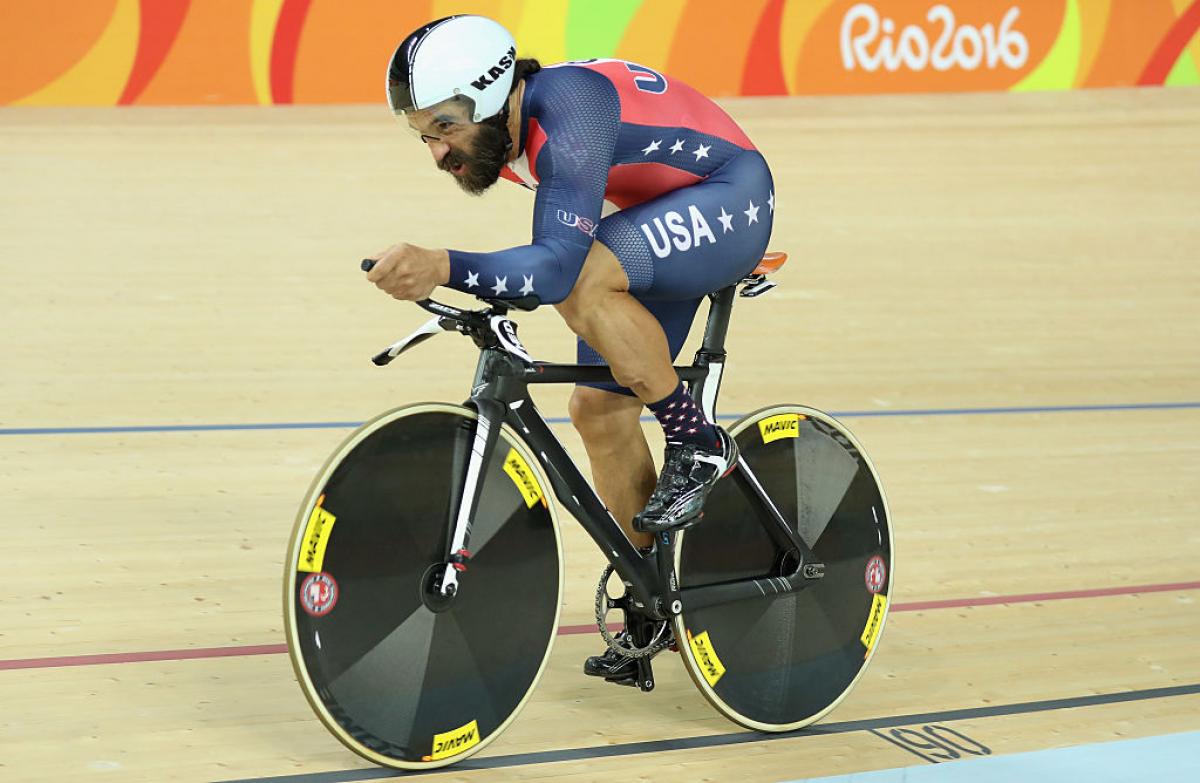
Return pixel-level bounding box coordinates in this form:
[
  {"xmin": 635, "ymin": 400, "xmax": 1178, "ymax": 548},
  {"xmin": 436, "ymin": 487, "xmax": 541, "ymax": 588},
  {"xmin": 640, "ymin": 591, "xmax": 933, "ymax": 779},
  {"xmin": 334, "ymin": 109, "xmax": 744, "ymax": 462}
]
[
  {"xmin": 282, "ymin": 402, "xmax": 564, "ymax": 769},
  {"xmin": 672, "ymin": 404, "xmax": 894, "ymax": 732}
]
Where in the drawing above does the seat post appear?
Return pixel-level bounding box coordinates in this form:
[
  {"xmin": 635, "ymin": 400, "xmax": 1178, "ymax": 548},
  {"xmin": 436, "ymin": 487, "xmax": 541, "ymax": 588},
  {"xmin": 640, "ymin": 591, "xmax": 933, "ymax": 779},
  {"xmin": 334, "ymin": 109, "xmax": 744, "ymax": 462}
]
[
  {"xmin": 700, "ymin": 286, "xmax": 736, "ymax": 354},
  {"xmin": 690, "ymin": 252, "xmax": 785, "ymax": 419},
  {"xmin": 688, "ymin": 286, "xmax": 736, "ymax": 422}
]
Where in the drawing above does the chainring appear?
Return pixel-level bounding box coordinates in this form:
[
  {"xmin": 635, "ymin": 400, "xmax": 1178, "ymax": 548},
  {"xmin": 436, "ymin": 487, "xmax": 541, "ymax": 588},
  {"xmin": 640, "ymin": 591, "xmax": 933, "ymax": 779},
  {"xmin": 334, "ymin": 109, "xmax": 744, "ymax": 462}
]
[{"xmin": 593, "ymin": 565, "xmax": 673, "ymax": 659}]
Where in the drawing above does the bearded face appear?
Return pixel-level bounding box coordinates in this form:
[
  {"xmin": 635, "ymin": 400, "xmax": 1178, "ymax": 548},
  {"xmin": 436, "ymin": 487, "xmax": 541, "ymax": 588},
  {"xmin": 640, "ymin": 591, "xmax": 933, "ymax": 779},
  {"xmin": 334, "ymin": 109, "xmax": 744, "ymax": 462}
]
[
  {"xmin": 405, "ymin": 97, "xmax": 511, "ymax": 195},
  {"xmin": 434, "ymin": 117, "xmax": 509, "ymax": 195}
]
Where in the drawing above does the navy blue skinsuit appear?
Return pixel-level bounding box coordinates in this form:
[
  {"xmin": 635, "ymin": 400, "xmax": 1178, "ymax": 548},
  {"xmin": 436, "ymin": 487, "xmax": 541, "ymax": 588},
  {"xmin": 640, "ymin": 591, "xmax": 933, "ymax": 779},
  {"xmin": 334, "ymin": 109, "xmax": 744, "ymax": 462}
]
[{"xmin": 446, "ymin": 59, "xmax": 775, "ymax": 394}]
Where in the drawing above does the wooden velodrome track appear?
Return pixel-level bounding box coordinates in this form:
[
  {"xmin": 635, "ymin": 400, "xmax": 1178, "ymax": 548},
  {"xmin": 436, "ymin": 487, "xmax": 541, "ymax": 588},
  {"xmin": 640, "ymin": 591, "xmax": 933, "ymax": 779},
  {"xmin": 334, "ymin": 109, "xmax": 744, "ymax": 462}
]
[{"xmin": 2, "ymin": 86, "xmax": 1198, "ymax": 782}]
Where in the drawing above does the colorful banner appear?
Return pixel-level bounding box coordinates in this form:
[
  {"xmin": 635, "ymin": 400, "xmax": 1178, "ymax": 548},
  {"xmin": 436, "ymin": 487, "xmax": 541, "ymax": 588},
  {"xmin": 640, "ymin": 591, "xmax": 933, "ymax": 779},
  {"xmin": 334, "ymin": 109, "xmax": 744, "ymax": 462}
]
[{"xmin": 3, "ymin": 0, "xmax": 1198, "ymax": 106}]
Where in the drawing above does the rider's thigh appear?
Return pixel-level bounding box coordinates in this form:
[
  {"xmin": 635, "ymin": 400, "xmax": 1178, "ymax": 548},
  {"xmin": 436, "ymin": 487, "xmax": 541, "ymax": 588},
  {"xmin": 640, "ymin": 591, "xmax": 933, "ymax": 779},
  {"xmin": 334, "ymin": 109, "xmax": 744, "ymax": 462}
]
[
  {"xmin": 575, "ymin": 296, "xmax": 702, "ymax": 398},
  {"xmin": 568, "ymin": 385, "xmax": 644, "ymax": 445}
]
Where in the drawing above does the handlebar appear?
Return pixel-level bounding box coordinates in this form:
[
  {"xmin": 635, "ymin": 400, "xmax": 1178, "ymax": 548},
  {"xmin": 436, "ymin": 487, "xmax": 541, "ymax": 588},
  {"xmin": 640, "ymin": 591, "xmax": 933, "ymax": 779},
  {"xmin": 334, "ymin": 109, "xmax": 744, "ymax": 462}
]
[{"xmin": 360, "ymin": 258, "xmax": 541, "ymax": 313}]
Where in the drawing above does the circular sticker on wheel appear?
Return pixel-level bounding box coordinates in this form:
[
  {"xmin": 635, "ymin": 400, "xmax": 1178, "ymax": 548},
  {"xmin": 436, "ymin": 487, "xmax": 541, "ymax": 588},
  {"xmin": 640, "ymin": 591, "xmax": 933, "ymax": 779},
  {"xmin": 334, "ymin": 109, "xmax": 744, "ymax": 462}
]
[
  {"xmin": 300, "ymin": 572, "xmax": 339, "ymax": 617},
  {"xmin": 864, "ymin": 555, "xmax": 887, "ymax": 594}
]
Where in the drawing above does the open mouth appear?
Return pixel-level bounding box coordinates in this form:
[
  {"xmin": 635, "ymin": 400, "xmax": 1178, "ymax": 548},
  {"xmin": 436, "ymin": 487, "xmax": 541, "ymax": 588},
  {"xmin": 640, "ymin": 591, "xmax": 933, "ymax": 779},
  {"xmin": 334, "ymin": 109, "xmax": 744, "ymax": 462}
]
[{"xmin": 451, "ymin": 163, "xmax": 466, "ymax": 176}]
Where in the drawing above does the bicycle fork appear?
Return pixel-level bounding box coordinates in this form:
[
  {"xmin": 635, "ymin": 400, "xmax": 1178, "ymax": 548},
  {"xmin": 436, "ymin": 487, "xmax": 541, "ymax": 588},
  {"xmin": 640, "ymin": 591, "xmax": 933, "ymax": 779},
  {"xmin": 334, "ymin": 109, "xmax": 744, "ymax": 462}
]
[{"xmin": 433, "ymin": 398, "xmax": 507, "ymax": 600}]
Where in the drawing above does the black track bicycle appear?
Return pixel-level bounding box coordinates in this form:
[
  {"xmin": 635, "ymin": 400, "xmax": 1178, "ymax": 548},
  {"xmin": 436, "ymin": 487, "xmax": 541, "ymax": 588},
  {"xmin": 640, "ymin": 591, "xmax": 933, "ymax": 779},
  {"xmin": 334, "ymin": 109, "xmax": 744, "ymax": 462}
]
[{"xmin": 283, "ymin": 252, "xmax": 893, "ymax": 770}]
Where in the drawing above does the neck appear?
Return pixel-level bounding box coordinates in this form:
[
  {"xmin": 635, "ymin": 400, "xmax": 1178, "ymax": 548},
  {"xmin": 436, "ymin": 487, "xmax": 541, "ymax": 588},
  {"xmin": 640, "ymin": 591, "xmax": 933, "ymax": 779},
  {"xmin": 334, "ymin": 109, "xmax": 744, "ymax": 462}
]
[{"xmin": 505, "ymin": 80, "xmax": 525, "ymax": 163}]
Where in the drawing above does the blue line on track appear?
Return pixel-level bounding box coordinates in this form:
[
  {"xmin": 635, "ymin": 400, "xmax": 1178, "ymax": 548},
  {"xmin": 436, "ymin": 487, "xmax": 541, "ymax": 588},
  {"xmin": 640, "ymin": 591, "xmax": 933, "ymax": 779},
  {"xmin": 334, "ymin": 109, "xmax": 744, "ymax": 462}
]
[{"xmin": 1, "ymin": 402, "xmax": 1196, "ymax": 437}]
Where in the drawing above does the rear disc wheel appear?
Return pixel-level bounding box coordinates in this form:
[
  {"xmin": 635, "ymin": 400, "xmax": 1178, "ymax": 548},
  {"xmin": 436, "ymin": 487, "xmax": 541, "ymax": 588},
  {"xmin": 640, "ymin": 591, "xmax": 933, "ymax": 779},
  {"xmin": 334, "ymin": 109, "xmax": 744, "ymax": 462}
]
[{"xmin": 674, "ymin": 405, "xmax": 893, "ymax": 731}]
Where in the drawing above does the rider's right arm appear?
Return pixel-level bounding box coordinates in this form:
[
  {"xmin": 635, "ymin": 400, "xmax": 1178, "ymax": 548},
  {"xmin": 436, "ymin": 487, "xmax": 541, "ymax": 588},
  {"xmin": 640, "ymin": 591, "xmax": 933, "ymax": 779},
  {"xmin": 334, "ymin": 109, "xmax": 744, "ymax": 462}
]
[{"xmin": 444, "ymin": 67, "xmax": 620, "ymax": 304}]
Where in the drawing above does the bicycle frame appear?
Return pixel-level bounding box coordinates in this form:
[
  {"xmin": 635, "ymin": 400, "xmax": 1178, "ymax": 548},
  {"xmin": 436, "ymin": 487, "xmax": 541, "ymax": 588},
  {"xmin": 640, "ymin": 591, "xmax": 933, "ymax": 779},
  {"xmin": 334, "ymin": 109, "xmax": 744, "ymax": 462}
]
[{"xmin": 419, "ymin": 285, "xmax": 824, "ymax": 621}]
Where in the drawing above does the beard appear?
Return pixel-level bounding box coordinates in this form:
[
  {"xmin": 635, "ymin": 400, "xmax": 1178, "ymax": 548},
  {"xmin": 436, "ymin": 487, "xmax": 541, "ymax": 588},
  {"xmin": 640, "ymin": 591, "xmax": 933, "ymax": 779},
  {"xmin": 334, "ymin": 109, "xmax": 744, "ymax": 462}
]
[{"xmin": 439, "ymin": 119, "xmax": 509, "ymax": 195}]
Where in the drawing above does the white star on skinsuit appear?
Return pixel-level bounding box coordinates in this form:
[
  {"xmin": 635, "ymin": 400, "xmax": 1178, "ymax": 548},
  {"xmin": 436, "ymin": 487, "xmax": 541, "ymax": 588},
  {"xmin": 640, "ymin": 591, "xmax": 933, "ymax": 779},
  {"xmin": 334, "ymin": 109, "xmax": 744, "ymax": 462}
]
[
  {"xmin": 492, "ymin": 275, "xmax": 508, "ymax": 295},
  {"xmin": 692, "ymin": 143, "xmax": 711, "ymax": 161},
  {"xmin": 768, "ymin": 191, "xmax": 775, "ymax": 213},
  {"xmin": 464, "ymin": 271, "xmax": 479, "ymax": 288},
  {"xmin": 717, "ymin": 207, "xmax": 734, "ymax": 233},
  {"xmin": 744, "ymin": 199, "xmax": 760, "ymax": 225},
  {"xmin": 669, "ymin": 139, "xmax": 685, "ymax": 154},
  {"xmin": 519, "ymin": 274, "xmax": 535, "ymax": 296},
  {"xmin": 642, "ymin": 139, "xmax": 662, "ymax": 156}
]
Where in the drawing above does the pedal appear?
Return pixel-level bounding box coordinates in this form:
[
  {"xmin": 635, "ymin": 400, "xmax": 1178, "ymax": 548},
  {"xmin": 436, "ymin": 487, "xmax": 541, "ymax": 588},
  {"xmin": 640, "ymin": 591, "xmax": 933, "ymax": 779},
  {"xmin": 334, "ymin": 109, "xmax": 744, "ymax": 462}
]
[
  {"xmin": 590, "ymin": 565, "xmax": 673, "ymax": 695},
  {"xmin": 586, "ymin": 634, "xmax": 659, "ymax": 690},
  {"xmin": 601, "ymin": 669, "xmax": 641, "ymax": 688}
]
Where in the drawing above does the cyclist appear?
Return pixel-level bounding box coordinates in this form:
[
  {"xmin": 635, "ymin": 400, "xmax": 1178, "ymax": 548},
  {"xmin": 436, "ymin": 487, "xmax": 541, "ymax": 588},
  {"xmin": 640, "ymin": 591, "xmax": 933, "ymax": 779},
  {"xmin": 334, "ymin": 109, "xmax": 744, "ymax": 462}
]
[{"xmin": 366, "ymin": 15, "xmax": 774, "ymax": 684}]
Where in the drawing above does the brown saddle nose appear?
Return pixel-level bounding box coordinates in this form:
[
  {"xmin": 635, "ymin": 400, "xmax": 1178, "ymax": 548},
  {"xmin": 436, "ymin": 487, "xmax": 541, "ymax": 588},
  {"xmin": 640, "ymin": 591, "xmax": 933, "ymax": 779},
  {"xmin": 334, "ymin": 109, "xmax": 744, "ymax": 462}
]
[{"xmin": 751, "ymin": 251, "xmax": 788, "ymax": 276}]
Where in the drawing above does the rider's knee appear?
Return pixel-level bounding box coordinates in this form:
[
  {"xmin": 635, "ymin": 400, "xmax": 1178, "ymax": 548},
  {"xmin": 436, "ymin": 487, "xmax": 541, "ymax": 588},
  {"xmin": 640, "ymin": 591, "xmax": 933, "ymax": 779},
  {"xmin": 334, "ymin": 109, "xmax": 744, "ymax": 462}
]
[
  {"xmin": 568, "ymin": 387, "xmax": 611, "ymax": 437},
  {"xmin": 606, "ymin": 367, "xmax": 655, "ymax": 399},
  {"xmin": 568, "ymin": 387, "xmax": 637, "ymax": 446}
]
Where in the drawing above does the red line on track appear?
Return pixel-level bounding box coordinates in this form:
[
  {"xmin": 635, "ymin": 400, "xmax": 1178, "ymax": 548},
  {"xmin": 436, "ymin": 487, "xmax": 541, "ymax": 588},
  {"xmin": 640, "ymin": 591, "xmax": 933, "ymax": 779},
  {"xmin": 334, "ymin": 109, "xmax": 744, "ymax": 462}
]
[
  {"xmin": 3, "ymin": 581, "xmax": 1197, "ymax": 673},
  {"xmin": 0, "ymin": 643, "xmax": 288, "ymax": 671}
]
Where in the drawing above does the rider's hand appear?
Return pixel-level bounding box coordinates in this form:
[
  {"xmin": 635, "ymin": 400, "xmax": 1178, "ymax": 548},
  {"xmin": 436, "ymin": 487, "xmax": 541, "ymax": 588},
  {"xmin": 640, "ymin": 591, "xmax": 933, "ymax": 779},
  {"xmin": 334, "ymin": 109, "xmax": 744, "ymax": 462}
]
[{"xmin": 365, "ymin": 243, "xmax": 451, "ymax": 301}]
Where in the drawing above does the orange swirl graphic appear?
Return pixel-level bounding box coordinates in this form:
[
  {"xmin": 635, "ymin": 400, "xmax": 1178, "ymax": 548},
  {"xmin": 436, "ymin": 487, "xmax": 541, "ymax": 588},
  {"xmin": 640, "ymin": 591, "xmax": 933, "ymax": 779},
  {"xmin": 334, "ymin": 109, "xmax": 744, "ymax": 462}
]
[
  {"xmin": 742, "ymin": 0, "xmax": 788, "ymax": 95},
  {"xmin": 1139, "ymin": 0, "xmax": 1200, "ymax": 84},
  {"xmin": 271, "ymin": 0, "xmax": 311, "ymax": 104},
  {"xmin": 118, "ymin": 0, "xmax": 190, "ymax": 105},
  {"xmin": 0, "ymin": 0, "xmax": 119, "ymax": 103}
]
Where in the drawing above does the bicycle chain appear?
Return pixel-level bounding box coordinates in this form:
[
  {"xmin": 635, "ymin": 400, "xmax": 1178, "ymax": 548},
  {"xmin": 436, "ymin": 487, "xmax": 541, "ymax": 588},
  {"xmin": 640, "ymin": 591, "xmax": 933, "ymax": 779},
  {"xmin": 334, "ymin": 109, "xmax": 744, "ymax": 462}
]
[{"xmin": 593, "ymin": 564, "xmax": 674, "ymax": 659}]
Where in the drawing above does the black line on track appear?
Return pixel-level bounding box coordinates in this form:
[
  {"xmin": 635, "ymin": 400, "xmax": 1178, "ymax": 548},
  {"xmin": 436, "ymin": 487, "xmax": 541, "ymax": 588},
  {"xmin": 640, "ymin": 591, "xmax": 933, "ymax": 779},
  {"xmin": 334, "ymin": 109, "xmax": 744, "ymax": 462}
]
[{"xmin": 213, "ymin": 682, "xmax": 1200, "ymax": 782}]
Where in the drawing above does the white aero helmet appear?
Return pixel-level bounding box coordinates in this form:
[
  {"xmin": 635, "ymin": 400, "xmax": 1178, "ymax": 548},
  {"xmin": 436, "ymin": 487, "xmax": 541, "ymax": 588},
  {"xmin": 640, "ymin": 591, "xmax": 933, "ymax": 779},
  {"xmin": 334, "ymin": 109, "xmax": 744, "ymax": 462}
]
[{"xmin": 386, "ymin": 15, "xmax": 518, "ymax": 123}]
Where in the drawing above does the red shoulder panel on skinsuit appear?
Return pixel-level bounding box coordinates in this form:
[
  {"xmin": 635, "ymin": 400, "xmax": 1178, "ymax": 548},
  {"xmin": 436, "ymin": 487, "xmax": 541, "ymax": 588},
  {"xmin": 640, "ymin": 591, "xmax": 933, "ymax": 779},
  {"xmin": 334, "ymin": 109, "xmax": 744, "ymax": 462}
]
[{"xmin": 575, "ymin": 60, "xmax": 755, "ymax": 151}]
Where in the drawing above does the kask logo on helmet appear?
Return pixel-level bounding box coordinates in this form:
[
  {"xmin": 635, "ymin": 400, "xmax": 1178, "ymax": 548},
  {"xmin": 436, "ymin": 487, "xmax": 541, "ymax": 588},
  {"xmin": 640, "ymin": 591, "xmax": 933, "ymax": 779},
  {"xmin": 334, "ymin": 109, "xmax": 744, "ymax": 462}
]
[{"xmin": 470, "ymin": 46, "xmax": 517, "ymax": 91}]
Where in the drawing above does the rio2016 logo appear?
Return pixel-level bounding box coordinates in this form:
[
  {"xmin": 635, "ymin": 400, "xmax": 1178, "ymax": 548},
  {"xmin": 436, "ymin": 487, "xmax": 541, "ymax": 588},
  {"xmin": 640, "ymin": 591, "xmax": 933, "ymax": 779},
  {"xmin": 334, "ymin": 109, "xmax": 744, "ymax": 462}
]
[{"xmin": 841, "ymin": 3, "xmax": 1030, "ymax": 73}]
